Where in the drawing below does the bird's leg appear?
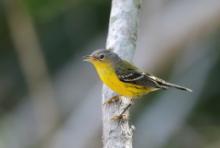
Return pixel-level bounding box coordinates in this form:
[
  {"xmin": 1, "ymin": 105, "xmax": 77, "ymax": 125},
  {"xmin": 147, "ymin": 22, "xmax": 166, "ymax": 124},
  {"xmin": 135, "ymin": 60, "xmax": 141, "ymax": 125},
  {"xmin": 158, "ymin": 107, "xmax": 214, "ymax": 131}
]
[
  {"xmin": 121, "ymin": 103, "xmax": 132, "ymax": 115},
  {"xmin": 103, "ymin": 95, "xmax": 120, "ymax": 105},
  {"xmin": 111, "ymin": 99, "xmax": 134, "ymax": 121}
]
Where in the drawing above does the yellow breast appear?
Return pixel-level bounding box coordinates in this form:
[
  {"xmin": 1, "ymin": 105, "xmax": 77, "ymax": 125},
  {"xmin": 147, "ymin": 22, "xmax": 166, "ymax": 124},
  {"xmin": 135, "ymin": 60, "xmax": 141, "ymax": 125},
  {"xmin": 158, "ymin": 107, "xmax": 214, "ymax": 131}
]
[{"xmin": 93, "ymin": 62, "xmax": 152, "ymax": 97}]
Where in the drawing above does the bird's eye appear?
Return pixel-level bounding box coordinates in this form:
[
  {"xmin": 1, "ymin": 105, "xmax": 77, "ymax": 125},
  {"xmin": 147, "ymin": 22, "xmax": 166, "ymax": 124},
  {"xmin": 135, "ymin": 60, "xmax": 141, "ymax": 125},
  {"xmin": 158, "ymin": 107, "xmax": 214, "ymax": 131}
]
[{"xmin": 99, "ymin": 54, "xmax": 105, "ymax": 60}]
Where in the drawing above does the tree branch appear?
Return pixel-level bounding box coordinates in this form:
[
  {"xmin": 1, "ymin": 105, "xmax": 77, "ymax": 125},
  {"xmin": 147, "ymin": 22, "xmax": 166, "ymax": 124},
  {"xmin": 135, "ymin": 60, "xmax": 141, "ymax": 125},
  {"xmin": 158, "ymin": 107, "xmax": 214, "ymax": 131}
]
[{"xmin": 102, "ymin": 0, "xmax": 142, "ymax": 148}]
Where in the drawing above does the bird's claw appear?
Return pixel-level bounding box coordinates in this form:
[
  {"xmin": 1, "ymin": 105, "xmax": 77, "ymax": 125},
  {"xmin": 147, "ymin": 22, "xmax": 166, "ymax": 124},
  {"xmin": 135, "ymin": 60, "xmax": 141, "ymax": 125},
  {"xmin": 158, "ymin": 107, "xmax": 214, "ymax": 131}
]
[
  {"xmin": 111, "ymin": 114, "xmax": 128, "ymax": 121},
  {"xmin": 103, "ymin": 95, "xmax": 120, "ymax": 105}
]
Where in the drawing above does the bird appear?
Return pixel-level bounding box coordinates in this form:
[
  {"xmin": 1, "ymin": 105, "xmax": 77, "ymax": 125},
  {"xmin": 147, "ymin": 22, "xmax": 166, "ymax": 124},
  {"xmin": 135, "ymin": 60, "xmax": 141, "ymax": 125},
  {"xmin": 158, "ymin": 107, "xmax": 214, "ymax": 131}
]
[{"xmin": 84, "ymin": 49, "xmax": 192, "ymax": 119}]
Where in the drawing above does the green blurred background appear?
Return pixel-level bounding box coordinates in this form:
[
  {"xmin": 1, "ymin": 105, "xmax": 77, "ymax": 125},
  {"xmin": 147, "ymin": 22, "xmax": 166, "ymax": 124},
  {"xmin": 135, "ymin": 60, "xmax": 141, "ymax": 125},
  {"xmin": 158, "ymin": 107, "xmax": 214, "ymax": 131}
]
[{"xmin": 0, "ymin": 0, "xmax": 220, "ymax": 148}]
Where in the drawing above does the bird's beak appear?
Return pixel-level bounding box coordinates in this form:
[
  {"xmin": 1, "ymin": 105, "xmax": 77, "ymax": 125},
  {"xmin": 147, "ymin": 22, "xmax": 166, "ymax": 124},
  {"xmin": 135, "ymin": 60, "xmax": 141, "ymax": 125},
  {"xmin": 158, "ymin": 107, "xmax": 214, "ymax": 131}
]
[{"xmin": 83, "ymin": 55, "xmax": 93, "ymax": 62}]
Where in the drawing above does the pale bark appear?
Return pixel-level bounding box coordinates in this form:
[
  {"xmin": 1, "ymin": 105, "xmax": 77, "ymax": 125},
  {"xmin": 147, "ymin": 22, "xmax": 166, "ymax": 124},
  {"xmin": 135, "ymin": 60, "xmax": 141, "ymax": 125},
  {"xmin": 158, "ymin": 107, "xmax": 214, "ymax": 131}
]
[{"xmin": 102, "ymin": 0, "xmax": 142, "ymax": 148}]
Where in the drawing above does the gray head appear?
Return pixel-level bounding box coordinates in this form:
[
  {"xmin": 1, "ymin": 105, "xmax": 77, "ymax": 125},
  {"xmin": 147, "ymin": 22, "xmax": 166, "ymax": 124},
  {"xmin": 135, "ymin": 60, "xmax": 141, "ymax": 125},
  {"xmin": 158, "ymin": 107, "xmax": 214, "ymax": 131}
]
[{"xmin": 83, "ymin": 49, "xmax": 121, "ymax": 65}]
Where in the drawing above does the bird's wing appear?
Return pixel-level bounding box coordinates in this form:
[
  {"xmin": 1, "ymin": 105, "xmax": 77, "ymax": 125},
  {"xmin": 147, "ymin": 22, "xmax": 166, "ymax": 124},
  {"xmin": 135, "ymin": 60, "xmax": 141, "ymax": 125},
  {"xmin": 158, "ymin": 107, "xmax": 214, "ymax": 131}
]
[
  {"xmin": 115, "ymin": 60, "xmax": 161, "ymax": 88},
  {"xmin": 115, "ymin": 60, "xmax": 192, "ymax": 92}
]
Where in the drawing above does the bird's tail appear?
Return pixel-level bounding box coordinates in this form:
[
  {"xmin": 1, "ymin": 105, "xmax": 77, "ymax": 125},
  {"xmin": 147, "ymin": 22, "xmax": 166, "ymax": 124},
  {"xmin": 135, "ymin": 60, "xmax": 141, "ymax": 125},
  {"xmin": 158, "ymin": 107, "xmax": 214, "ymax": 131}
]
[
  {"xmin": 159, "ymin": 81, "xmax": 192, "ymax": 92},
  {"xmin": 148, "ymin": 75, "xmax": 192, "ymax": 92}
]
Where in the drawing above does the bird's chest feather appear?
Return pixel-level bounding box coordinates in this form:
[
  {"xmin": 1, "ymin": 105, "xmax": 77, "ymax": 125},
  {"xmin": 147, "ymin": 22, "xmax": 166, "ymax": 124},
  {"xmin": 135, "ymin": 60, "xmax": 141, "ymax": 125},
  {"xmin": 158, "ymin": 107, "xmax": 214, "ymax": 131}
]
[
  {"xmin": 95, "ymin": 64, "xmax": 147, "ymax": 97},
  {"xmin": 97, "ymin": 65, "xmax": 123, "ymax": 90}
]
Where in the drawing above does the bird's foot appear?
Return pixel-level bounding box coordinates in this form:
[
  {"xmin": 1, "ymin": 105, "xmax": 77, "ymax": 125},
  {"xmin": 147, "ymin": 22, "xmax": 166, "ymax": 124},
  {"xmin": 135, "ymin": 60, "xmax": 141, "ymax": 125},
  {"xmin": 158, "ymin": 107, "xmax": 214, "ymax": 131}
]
[
  {"xmin": 111, "ymin": 113, "xmax": 128, "ymax": 121},
  {"xmin": 103, "ymin": 95, "xmax": 120, "ymax": 105},
  {"xmin": 110, "ymin": 100, "xmax": 133, "ymax": 121}
]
